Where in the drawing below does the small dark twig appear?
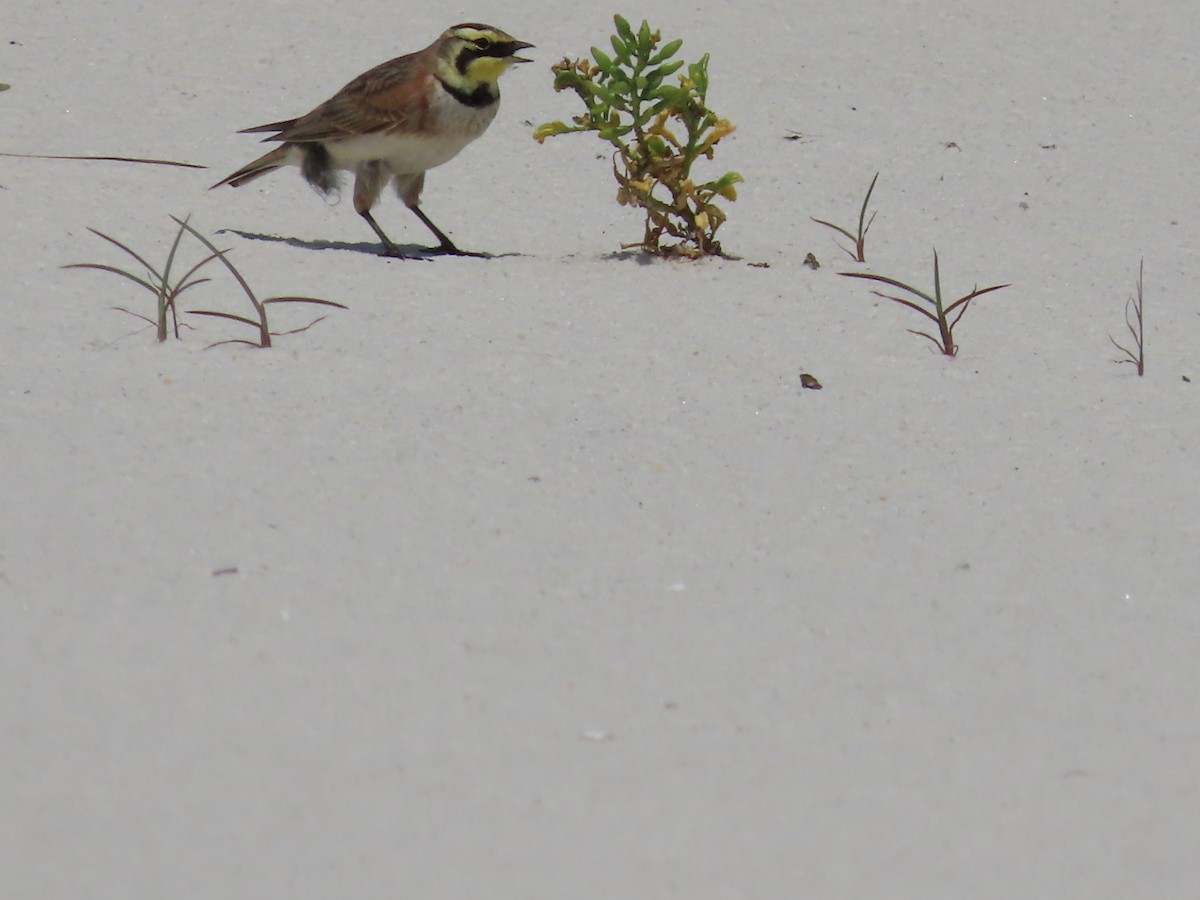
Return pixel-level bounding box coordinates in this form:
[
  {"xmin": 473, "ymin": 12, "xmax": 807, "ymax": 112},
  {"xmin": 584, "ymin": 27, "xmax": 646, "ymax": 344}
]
[{"xmin": 1109, "ymin": 258, "xmax": 1145, "ymax": 376}]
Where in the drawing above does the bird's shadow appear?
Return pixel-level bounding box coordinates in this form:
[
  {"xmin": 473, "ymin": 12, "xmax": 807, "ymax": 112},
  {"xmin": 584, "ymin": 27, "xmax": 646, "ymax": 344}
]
[{"xmin": 219, "ymin": 229, "xmax": 526, "ymax": 260}]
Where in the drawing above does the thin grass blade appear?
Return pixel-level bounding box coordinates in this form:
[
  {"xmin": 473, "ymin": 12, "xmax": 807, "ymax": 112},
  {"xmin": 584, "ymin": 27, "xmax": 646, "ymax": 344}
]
[
  {"xmin": 261, "ymin": 296, "xmax": 348, "ymax": 309},
  {"xmin": 857, "ymin": 173, "xmax": 879, "ymax": 236},
  {"xmin": 272, "ymin": 316, "xmax": 330, "ymax": 337},
  {"xmin": 83, "ymin": 228, "xmax": 161, "ymax": 278},
  {"xmin": 1109, "ymin": 335, "xmax": 1139, "ymax": 365},
  {"xmin": 62, "ymin": 263, "xmax": 159, "ymax": 295},
  {"xmin": 171, "ymin": 251, "xmax": 224, "ymax": 296},
  {"xmin": 948, "ymin": 297, "xmax": 972, "ymax": 330},
  {"xmin": 204, "ymin": 339, "xmax": 264, "ymax": 350},
  {"xmin": 906, "ymin": 329, "xmax": 948, "ymax": 353},
  {"xmin": 172, "ymin": 216, "xmax": 261, "ymax": 312},
  {"xmin": 811, "ymin": 217, "xmax": 857, "ymax": 243},
  {"xmin": 841, "ymin": 271, "xmax": 936, "ymax": 305},
  {"xmin": 110, "ymin": 306, "xmax": 160, "ymax": 327},
  {"xmin": 171, "ymin": 277, "xmax": 213, "ymax": 298},
  {"xmin": 187, "ymin": 309, "xmax": 261, "ymax": 329},
  {"xmin": 942, "ymin": 283, "xmax": 1010, "ymax": 316},
  {"xmin": 869, "ymin": 290, "xmax": 940, "ymax": 323},
  {"xmin": 0, "ymin": 151, "xmax": 204, "ymax": 169}
]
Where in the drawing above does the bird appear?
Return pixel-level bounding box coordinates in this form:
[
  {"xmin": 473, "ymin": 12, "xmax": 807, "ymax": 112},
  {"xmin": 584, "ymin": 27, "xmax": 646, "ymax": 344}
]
[{"xmin": 212, "ymin": 23, "xmax": 533, "ymax": 257}]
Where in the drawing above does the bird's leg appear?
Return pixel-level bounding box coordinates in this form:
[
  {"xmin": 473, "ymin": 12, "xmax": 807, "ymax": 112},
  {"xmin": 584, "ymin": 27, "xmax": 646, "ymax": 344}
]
[
  {"xmin": 390, "ymin": 172, "xmax": 486, "ymax": 258},
  {"xmin": 358, "ymin": 209, "xmax": 406, "ymax": 256},
  {"xmin": 354, "ymin": 162, "xmax": 421, "ymax": 258},
  {"xmin": 408, "ymin": 204, "xmax": 487, "ymax": 258}
]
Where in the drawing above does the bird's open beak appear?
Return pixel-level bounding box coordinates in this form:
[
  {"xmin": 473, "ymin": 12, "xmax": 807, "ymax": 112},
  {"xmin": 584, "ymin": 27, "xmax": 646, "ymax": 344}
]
[{"xmin": 508, "ymin": 40, "xmax": 535, "ymax": 64}]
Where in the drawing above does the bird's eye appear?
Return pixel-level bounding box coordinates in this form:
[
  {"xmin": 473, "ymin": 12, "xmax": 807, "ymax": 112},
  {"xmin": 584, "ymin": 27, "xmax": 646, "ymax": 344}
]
[{"xmin": 475, "ymin": 37, "xmax": 492, "ymax": 51}]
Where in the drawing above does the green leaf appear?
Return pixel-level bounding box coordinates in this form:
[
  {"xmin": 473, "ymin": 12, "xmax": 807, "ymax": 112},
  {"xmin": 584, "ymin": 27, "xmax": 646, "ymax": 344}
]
[
  {"xmin": 533, "ymin": 120, "xmax": 575, "ymax": 141},
  {"xmin": 647, "ymin": 98, "xmax": 673, "ymax": 117},
  {"xmin": 607, "ymin": 75, "xmax": 629, "ymax": 92},
  {"xmin": 645, "ymin": 60, "xmax": 684, "ymax": 85},
  {"xmin": 0, "ymin": 83, "xmax": 10, "ymax": 92},
  {"xmin": 591, "ymin": 47, "xmax": 618, "ymax": 75},
  {"xmin": 701, "ymin": 172, "xmax": 744, "ymax": 197},
  {"xmin": 637, "ymin": 20, "xmax": 652, "ymax": 54},
  {"xmin": 598, "ymin": 125, "xmax": 633, "ymax": 144},
  {"xmin": 649, "ymin": 84, "xmax": 686, "ymax": 105},
  {"xmin": 613, "ymin": 14, "xmax": 636, "ymax": 46},
  {"xmin": 609, "ymin": 34, "xmax": 631, "ymax": 65},
  {"xmin": 584, "ymin": 81, "xmax": 622, "ymax": 109},
  {"xmin": 552, "ymin": 70, "xmax": 587, "ymax": 91},
  {"xmin": 649, "ymin": 38, "xmax": 683, "ymax": 65}
]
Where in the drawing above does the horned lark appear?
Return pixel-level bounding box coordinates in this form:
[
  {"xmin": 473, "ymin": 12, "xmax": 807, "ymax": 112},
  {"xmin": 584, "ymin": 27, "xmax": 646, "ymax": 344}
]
[{"xmin": 213, "ymin": 23, "xmax": 533, "ymax": 257}]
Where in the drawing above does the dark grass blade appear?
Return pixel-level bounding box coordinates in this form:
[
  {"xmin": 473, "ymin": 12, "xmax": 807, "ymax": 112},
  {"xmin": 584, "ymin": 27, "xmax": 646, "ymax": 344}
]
[
  {"xmin": 187, "ymin": 310, "xmax": 262, "ymax": 329},
  {"xmin": 204, "ymin": 339, "xmax": 265, "ymax": 350},
  {"xmin": 856, "ymin": 173, "xmax": 879, "ymax": 244},
  {"xmin": 943, "ymin": 283, "xmax": 1010, "ymax": 316},
  {"xmin": 170, "ymin": 277, "xmax": 214, "ymax": 303},
  {"xmin": 159, "ymin": 217, "xmax": 193, "ymax": 324},
  {"xmin": 272, "ymin": 316, "xmax": 330, "ymax": 336},
  {"xmin": 813, "ymin": 173, "xmax": 878, "ymax": 262},
  {"xmin": 866, "ymin": 290, "xmax": 941, "ymax": 324},
  {"xmin": 810, "ymin": 217, "xmax": 857, "ymax": 243},
  {"xmin": 906, "ymin": 329, "xmax": 946, "ymax": 352},
  {"xmin": 79, "ymin": 227, "xmax": 161, "ymax": 279},
  {"xmin": 948, "ymin": 298, "xmax": 972, "ymax": 331},
  {"xmin": 262, "ymin": 296, "xmax": 348, "ymax": 309},
  {"xmin": 171, "ymin": 252, "xmax": 224, "ymax": 297},
  {"xmin": 110, "ymin": 307, "xmax": 159, "ymax": 327},
  {"xmin": 1109, "ymin": 334, "xmax": 1140, "ymax": 366},
  {"xmin": 841, "ymin": 271, "xmax": 936, "ymax": 305},
  {"xmin": 0, "ymin": 151, "xmax": 205, "ymax": 169},
  {"xmin": 171, "ymin": 216, "xmax": 261, "ymax": 312},
  {"xmin": 62, "ymin": 263, "xmax": 159, "ymax": 295}
]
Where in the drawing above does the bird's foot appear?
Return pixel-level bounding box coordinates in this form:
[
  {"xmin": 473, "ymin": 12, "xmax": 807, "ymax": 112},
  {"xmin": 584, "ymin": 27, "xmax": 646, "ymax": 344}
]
[
  {"xmin": 427, "ymin": 241, "xmax": 490, "ymax": 259},
  {"xmin": 377, "ymin": 243, "xmax": 433, "ymax": 260},
  {"xmin": 374, "ymin": 240, "xmax": 490, "ymax": 260}
]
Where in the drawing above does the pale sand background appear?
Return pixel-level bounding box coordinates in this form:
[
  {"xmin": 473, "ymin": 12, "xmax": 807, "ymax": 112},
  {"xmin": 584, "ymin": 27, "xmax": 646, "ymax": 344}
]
[{"xmin": 2, "ymin": 0, "xmax": 1198, "ymax": 896}]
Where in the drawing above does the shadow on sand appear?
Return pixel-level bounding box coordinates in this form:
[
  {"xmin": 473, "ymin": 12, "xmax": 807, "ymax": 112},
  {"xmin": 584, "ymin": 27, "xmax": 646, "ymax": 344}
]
[{"xmin": 218, "ymin": 230, "xmax": 525, "ymax": 260}]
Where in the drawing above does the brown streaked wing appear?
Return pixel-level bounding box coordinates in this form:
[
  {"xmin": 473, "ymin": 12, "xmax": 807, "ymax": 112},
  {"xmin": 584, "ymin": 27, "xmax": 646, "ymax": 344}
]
[{"xmin": 266, "ymin": 50, "xmax": 434, "ymax": 143}]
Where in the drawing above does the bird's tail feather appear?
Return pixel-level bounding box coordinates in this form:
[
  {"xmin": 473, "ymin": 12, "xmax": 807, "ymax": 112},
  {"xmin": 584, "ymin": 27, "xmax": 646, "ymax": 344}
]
[{"xmin": 210, "ymin": 145, "xmax": 290, "ymax": 189}]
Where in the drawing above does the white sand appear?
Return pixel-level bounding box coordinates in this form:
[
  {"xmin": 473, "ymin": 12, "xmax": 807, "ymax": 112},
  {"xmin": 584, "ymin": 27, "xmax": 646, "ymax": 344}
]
[{"xmin": 3, "ymin": 1, "xmax": 1198, "ymax": 895}]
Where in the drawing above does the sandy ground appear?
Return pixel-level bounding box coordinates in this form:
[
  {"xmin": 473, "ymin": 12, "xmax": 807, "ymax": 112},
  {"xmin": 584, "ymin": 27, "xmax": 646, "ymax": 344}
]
[{"xmin": 3, "ymin": 0, "xmax": 1199, "ymax": 896}]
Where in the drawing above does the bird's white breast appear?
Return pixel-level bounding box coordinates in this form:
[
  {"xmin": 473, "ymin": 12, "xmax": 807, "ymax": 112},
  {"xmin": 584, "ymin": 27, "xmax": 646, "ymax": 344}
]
[{"xmin": 318, "ymin": 84, "xmax": 500, "ymax": 175}]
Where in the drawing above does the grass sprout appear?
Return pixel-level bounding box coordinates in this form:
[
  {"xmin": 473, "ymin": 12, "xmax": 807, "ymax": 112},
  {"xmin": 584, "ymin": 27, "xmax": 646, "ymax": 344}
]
[
  {"xmin": 1109, "ymin": 258, "xmax": 1145, "ymax": 376},
  {"xmin": 176, "ymin": 216, "xmax": 346, "ymax": 349},
  {"xmin": 66, "ymin": 215, "xmax": 345, "ymax": 347},
  {"xmin": 812, "ymin": 172, "xmax": 879, "ymax": 263},
  {"xmin": 63, "ymin": 216, "xmax": 218, "ymax": 340},
  {"xmin": 841, "ymin": 250, "xmax": 1009, "ymax": 356}
]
